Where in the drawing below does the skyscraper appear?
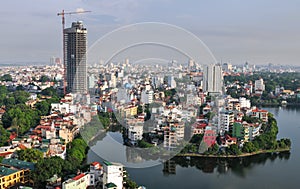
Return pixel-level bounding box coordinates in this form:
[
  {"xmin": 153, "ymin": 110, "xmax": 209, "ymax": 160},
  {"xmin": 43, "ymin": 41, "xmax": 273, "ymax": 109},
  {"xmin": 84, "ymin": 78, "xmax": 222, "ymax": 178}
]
[
  {"xmin": 202, "ymin": 64, "xmax": 223, "ymax": 94},
  {"xmin": 64, "ymin": 21, "xmax": 87, "ymax": 93}
]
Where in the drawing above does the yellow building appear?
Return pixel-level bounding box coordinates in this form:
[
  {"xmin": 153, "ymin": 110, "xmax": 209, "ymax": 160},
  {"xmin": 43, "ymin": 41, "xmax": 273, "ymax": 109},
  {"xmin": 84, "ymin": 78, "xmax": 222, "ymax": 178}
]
[
  {"xmin": 0, "ymin": 166, "xmax": 29, "ymax": 188},
  {"xmin": 122, "ymin": 106, "xmax": 138, "ymax": 118},
  {"xmin": 0, "ymin": 158, "xmax": 35, "ymax": 188}
]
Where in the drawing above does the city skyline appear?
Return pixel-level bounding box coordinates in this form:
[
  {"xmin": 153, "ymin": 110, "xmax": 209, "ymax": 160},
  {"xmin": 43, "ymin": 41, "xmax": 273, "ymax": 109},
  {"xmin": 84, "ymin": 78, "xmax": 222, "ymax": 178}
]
[{"xmin": 1, "ymin": 0, "xmax": 300, "ymax": 65}]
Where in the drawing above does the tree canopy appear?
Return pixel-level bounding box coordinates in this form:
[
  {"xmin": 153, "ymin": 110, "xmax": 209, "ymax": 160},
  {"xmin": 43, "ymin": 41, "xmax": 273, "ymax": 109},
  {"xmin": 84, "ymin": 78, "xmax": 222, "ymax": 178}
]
[{"xmin": 17, "ymin": 148, "xmax": 44, "ymax": 163}]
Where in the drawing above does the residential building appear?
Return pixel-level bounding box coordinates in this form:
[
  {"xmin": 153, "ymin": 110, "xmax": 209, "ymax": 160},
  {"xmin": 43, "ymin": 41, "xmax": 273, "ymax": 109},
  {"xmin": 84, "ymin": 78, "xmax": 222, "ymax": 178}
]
[
  {"xmin": 0, "ymin": 166, "xmax": 29, "ymax": 188},
  {"xmin": 163, "ymin": 121, "xmax": 184, "ymax": 150},
  {"xmin": 219, "ymin": 109, "xmax": 234, "ymax": 133},
  {"xmin": 62, "ymin": 173, "xmax": 94, "ymax": 189},
  {"xmin": 141, "ymin": 90, "xmax": 153, "ymax": 104},
  {"xmin": 203, "ymin": 126, "xmax": 217, "ymax": 148},
  {"xmin": 239, "ymin": 97, "xmax": 251, "ymax": 109},
  {"xmin": 254, "ymin": 78, "xmax": 265, "ymax": 94},
  {"xmin": 203, "ymin": 64, "xmax": 223, "ymax": 94},
  {"xmin": 191, "ymin": 121, "xmax": 207, "ymax": 136},
  {"xmin": 126, "ymin": 118, "xmax": 144, "ymax": 145},
  {"xmin": 121, "ymin": 106, "xmax": 138, "ymax": 118},
  {"xmin": 0, "ymin": 158, "xmax": 35, "ymax": 188},
  {"xmin": 222, "ymin": 63, "xmax": 232, "ymax": 73},
  {"xmin": 102, "ymin": 161, "xmax": 124, "ymax": 189},
  {"xmin": 251, "ymin": 107, "xmax": 268, "ymax": 122}
]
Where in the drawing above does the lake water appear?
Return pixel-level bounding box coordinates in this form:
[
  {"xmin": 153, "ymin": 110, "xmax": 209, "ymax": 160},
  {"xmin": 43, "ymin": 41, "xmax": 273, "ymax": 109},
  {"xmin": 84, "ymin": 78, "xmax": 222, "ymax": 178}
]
[{"xmin": 87, "ymin": 107, "xmax": 300, "ymax": 189}]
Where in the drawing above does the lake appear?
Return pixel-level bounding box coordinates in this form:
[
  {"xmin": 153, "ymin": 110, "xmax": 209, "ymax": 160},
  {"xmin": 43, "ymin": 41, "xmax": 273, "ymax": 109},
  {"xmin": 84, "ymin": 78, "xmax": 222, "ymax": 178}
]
[{"xmin": 87, "ymin": 107, "xmax": 300, "ymax": 189}]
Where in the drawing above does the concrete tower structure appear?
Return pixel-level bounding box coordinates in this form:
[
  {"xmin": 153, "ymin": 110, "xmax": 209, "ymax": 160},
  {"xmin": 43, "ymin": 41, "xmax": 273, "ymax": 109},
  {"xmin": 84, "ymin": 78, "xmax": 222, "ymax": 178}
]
[
  {"xmin": 203, "ymin": 64, "xmax": 223, "ymax": 94},
  {"xmin": 64, "ymin": 21, "xmax": 87, "ymax": 93}
]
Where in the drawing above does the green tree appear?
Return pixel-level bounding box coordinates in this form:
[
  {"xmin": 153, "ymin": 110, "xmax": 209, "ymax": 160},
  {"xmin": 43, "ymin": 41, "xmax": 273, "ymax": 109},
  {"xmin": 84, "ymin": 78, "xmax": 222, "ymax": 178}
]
[
  {"xmin": 41, "ymin": 87, "xmax": 59, "ymax": 97},
  {"xmin": 3, "ymin": 97, "xmax": 15, "ymax": 109},
  {"xmin": 137, "ymin": 139, "xmax": 154, "ymax": 148},
  {"xmin": 190, "ymin": 134, "xmax": 204, "ymax": 144},
  {"xmin": 35, "ymin": 101, "xmax": 51, "ymax": 116},
  {"xmin": 227, "ymin": 144, "xmax": 242, "ymax": 155},
  {"xmin": 0, "ymin": 85, "xmax": 8, "ymax": 106},
  {"xmin": 17, "ymin": 148, "xmax": 43, "ymax": 163},
  {"xmin": 40, "ymin": 75, "xmax": 51, "ymax": 83},
  {"xmin": 13, "ymin": 91, "xmax": 30, "ymax": 104},
  {"xmin": 2, "ymin": 104, "xmax": 39, "ymax": 134},
  {"xmin": 242, "ymin": 142, "xmax": 258, "ymax": 153},
  {"xmin": 124, "ymin": 172, "xmax": 139, "ymax": 189},
  {"xmin": 98, "ymin": 115, "xmax": 110, "ymax": 129},
  {"xmin": 0, "ymin": 125, "xmax": 10, "ymax": 146},
  {"xmin": 0, "ymin": 74, "xmax": 12, "ymax": 82},
  {"xmin": 33, "ymin": 156, "xmax": 65, "ymax": 187}
]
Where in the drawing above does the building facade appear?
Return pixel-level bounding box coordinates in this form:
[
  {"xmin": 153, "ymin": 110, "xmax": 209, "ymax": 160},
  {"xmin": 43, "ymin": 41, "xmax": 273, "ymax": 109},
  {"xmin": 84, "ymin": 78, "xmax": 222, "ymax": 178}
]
[
  {"xmin": 102, "ymin": 161, "xmax": 124, "ymax": 189},
  {"xmin": 202, "ymin": 64, "xmax": 223, "ymax": 94},
  {"xmin": 64, "ymin": 21, "xmax": 87, "ymax": 93}
]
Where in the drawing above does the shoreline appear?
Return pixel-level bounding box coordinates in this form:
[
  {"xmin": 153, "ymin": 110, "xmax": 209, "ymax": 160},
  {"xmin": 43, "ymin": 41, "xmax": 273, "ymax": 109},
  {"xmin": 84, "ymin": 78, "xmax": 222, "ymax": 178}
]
[{"xmin": 176, "ymin": 147, "xmax": 291, "ymax": 158}]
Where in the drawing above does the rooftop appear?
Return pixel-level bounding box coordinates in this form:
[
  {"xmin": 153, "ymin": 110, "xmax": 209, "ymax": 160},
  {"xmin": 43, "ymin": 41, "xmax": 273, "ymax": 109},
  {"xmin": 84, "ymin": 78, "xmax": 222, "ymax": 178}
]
[
  {"xmin": 0, "ymin": 166, "xmax": 18, "ymax": 176},
  {"xmin": 72, "ymin": 173, "xmax": 85, "ymax": 181},
  {"xmin": 1, "ymin": 158, "xmax": 35, "ymax": 171},
  {"xmin": 103, "ymin": 160, "xmax": 113, "ymax": 166},
  {"xmin": 105, "ymin": 182, "xmax": 117, "ymax": 188}
]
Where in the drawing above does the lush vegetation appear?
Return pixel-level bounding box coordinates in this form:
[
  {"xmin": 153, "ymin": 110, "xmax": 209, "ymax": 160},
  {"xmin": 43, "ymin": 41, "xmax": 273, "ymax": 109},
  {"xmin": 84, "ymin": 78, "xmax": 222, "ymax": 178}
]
[
  {"xmin": 32, "ymin": 137, "xmax": 88, "ymax": 187},
  {"xmin": 137, "ymin": 139, "xmax": 154, "ymax": 148},
  {"xmin": 225, "ymin": 72, "xmax": 300, "ymax": 105},
  {"xmin": 225, "ymin": 72, "xmax": 300, "ymax": 92},
  {"xmin": 242, "ymin": 113, "xmax": 291, "ymax": 153},
  {"xmin": 123, "ymin": 172, "xmax": 139, "ymax": 189},
  {"xmin": 0, "ymin": 74, "xmax": 12, "ymax": 82},
  {"xmin": 2, "ymin": 103, "xmax": 40, "ymax": 135},
  {"xmin": 16, "ymin": 148, "xmax": 44, "ymax": 163},
  {"xmin": 180, "ymin": 134, "xmax": 203, "ymax": 154},
  {"xmin": 179, "ymin": 113, "xmax": 291, "ymax": 157},
  {"xmin": 0, "ymin": 124, "xmax": 10, "ymax": 146},
  {"xmin": 0, "ymin": 87, "xmax": 59, "ymax": 135}
]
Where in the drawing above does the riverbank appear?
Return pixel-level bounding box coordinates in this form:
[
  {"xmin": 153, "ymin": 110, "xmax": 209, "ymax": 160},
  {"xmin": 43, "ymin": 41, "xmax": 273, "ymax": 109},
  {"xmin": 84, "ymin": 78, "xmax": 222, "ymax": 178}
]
[{"xmin": 176, "ymin": 147, "xmax": 291, "ymax": 158}]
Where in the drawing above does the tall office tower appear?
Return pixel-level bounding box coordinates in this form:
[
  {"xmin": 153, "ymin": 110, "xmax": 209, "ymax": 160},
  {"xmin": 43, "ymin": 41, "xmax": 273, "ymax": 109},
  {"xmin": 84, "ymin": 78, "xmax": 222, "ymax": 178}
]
[
  {"xmin": 203, "ymin": 64, "xmax": 223, "ymax": 94},
  {"xmin": 64, "ymin": 21, "xmax": 87, "ymax": 93}
]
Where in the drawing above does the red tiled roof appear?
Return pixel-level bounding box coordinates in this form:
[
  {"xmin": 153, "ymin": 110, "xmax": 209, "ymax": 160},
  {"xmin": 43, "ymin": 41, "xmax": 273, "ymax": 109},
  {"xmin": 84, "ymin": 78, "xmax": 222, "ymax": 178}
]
[
  {"xmin": 0, "ymin": 152, "xmax": 13, "ymax": 157},
  {"xmin": 9, "ymin": 133, "xmax": 17, "ymax": 140},
  {"xmin": 18, "ymin": 144, "xmax": 27, "ymax": 150},
  {"xmin": 72, "ymin": 173, "xmax": 85, "ymax": 181},
  {"xmin": 193, "ymin": 122, "xmax": 207, "ymax": 129},
  {"xmin": 252, "ymin": 108, "xmax": 268, "ymax": 113},
  {"xmin": 0, "ymin": 108, "xmax": 6, "ymax": 114},
  {"xmin": 91, "ymin": 162, "xmax": 101, "ymax": 168}
]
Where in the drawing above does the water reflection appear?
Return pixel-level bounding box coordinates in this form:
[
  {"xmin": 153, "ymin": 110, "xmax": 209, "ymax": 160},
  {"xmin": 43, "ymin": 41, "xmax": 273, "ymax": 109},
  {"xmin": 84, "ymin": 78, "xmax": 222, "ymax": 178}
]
[{"xmin": 164, "ymin": 152, "xmax": 290, "ymax": 177}]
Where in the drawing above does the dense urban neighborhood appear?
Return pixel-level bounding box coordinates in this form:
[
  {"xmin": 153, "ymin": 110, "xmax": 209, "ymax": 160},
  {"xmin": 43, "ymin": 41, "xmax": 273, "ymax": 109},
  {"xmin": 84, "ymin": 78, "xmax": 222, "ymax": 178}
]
[{"xmin": 0, "ymin": 58, "xmax": 297, "ymax": 188}]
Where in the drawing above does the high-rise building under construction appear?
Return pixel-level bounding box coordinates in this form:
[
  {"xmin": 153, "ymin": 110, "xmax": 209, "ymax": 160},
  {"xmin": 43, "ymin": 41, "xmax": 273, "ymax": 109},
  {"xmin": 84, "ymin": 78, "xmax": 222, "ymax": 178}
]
[{"xmin": 64, "ymin": 21, "xmax": 87, "ymax": 93}]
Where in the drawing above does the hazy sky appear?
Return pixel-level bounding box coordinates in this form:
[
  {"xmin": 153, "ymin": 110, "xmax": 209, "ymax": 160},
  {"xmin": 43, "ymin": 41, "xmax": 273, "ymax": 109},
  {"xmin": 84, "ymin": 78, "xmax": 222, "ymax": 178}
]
[{"xmin": 1, "ymin": 0, "xmax": 300, "ymax": 65}]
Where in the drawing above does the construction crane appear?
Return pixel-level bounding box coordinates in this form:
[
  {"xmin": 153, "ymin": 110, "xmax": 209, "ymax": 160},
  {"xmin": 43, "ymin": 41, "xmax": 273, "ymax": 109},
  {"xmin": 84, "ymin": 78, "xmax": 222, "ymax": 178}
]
[{"xmin": 57, "ymin": 9, "xmax": 91, "ymax": 95}]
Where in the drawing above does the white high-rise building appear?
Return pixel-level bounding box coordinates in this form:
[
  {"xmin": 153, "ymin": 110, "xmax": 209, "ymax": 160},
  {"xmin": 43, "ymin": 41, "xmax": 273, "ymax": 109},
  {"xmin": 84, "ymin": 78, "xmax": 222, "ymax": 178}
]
[
  {"xmin": 126, "ymin": 118, "xmax": 144, "ymax": 144},
  {"xmin": 218, "ymin": 108, "xmax": 234, "ymax": 134},
  {"xmin": 203, "ymin": 64, "xmax": 223, "ymax": 94},
  {"xmin": 109, "ymin": 73, "xmax": 116, "ymax": 88},
  {"xmin": 168, "ymin": 76, "xmax": 176, "ymax": 89},
  {"xmin": 254, "ymin": 78, "xmax": 265, "ymax": 93},
  {"xmin": 141, "ymin": 90, "xmax": 153, "ymax": 104},
  {"xmin": 239, "ymin": 97, "xmax": 251, "ymax": 109},
  {"xmin": 102, "ymin": 161, "xmax": 124, "ymax": 189}
]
